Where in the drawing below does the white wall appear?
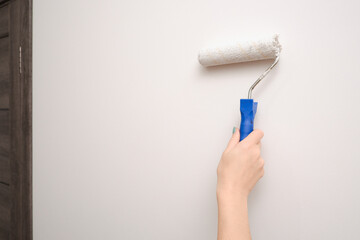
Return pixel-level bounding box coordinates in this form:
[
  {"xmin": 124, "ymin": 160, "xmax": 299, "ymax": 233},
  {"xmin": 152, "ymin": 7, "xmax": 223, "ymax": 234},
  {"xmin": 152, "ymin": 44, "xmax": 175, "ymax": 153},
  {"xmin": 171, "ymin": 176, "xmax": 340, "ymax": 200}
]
[{"xmin": 33, "ymin": 0, "xmax": 360, "ymax": 239}]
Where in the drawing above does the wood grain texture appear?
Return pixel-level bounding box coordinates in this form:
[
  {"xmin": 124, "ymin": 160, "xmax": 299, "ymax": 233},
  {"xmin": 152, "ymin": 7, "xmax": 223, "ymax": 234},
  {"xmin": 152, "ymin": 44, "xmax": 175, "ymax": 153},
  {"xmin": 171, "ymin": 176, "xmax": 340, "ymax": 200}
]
[
  {"xmin": 0, "ymin": 110, "xmax": 9, "ymax": 185},
  {"xmin": 0, "ymin": 37, "xmax": 9, "ymax": 109},
  {"xmin": 0, "ymin": 184, "xmax": 10, "ymax": 239},
  {"xmin": 0, "ymin": 4, "xmax": 9, "ymax": 38},
  {"xmin": 9, "ymin": 0, "xmax": 32, "ymax": 239},
  {"xmin": 8, "ymin": 4, "xmax": 21, "ymax": 237},
  {"xmin": 0, "ymin": 3, "xmax": 10, "ymax": 240}
]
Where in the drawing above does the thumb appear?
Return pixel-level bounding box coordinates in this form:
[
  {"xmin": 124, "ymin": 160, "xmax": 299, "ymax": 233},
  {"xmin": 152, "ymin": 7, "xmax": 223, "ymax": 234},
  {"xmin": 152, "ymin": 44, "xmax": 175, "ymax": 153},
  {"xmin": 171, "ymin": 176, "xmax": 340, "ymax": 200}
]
[
  {"xmin": 242, "ymin": 129, "xmax": 264, "ymax": 145},
  {"xmin": 226, "ymin": 127, "xmax": 240, "ymax": 151}
]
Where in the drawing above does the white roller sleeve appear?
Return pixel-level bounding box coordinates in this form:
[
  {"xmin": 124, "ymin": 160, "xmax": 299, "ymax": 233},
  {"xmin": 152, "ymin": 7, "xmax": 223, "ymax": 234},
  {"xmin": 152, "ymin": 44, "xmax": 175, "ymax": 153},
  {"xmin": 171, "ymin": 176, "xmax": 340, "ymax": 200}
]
[{"xmin": 198, "ymin": 34, "xmax": 282, "ymax": 67}]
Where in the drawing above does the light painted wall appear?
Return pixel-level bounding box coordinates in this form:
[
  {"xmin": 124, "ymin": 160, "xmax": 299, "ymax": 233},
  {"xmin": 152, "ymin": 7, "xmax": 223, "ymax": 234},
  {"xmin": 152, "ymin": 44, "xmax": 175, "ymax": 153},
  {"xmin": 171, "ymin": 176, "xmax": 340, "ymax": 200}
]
[{"xmin": 33, "ymin": 0, "xmax": 360, "ymax": 239}]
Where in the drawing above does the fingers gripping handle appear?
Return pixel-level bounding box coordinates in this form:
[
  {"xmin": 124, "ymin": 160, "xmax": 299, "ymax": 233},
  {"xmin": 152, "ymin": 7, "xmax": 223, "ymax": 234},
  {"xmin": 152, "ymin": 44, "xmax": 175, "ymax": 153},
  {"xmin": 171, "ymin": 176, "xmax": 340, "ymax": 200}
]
[{"xmin": 240, "ymin": 99, "xmax": 258, "ymax": 141}]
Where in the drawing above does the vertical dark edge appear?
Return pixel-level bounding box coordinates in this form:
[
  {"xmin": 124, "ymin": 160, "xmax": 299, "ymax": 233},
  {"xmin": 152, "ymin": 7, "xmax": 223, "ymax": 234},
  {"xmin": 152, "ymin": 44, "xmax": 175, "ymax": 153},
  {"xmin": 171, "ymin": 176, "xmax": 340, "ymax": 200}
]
[
  {"xmin": 9, "ymin": 0, "xmax": 32, "ymax": 238},
  {"xmin": 21, "ymin": 0, "xmax": 32, "ymax": 238}
]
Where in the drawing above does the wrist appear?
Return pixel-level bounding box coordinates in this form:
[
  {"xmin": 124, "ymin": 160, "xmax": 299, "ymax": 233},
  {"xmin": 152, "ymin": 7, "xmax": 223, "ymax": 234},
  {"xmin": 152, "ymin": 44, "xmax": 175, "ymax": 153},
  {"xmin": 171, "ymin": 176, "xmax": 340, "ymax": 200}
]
[{"xmin": 216, "ymin": 186, "xmax": 249, "ymax": 203}]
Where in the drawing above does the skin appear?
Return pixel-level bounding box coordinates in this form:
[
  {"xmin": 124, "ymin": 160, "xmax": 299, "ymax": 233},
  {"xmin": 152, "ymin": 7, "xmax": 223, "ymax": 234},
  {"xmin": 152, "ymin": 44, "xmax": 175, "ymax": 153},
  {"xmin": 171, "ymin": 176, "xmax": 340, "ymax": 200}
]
[{"xmin": 217, "ymin": 128, "xmax": 264, "ymax": 240}]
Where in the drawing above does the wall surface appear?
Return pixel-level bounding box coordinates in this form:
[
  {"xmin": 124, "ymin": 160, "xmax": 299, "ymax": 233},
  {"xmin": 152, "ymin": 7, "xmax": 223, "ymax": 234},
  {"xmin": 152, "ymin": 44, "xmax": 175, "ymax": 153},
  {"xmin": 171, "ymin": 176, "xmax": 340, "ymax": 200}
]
[{"xmin": 33, "ymin": 0, "xmax": 360, "ymax": 239}]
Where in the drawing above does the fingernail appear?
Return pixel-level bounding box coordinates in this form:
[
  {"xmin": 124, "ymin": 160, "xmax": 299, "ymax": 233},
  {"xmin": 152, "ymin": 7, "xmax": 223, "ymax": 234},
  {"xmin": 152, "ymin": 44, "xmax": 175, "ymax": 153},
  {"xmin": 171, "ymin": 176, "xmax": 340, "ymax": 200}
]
[{"xmin": 232, "ymin": 127, "xmax": 236, "ymax": 134}]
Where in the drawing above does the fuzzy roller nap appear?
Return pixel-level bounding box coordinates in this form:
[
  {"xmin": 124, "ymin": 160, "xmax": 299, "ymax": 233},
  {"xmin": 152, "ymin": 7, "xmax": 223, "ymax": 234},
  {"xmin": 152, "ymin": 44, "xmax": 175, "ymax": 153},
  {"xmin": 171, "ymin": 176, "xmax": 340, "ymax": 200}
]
[{"xmin": 198, "ymin": 34, "xmax": 282, "ymax": 141}]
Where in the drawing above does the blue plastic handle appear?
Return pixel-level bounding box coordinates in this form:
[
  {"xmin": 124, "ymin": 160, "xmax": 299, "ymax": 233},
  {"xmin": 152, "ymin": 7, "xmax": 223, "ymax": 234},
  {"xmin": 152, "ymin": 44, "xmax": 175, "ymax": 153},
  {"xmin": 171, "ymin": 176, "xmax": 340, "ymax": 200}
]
[{"xmin": 240, "ymin": 99, "xmax": 258, "ymax": 141}]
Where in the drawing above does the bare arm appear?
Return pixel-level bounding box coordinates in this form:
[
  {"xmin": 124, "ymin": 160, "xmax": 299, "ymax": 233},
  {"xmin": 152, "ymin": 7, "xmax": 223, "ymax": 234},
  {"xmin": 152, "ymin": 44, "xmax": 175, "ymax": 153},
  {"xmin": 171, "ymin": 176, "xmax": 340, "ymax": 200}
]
[{"xmin": 217, "ymin": 128, "xmax": 264, "ymax": 240}]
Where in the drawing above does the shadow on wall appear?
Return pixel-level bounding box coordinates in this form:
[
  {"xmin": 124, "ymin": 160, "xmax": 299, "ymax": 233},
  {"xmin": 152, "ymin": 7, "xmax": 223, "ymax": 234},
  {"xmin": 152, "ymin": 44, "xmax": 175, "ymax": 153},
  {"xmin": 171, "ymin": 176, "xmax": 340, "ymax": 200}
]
[{"xmin": 197, "ymin": 59, "xmax": 279, "ymax": 99}]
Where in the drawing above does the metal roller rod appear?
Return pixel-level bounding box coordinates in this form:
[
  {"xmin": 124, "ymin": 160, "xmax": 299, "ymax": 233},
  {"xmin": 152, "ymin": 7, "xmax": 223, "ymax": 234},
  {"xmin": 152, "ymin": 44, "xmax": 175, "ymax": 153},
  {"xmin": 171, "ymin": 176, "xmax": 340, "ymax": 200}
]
[{"xmin": 247, "ymin": 55, "xmax": 280, "ymax": 99}]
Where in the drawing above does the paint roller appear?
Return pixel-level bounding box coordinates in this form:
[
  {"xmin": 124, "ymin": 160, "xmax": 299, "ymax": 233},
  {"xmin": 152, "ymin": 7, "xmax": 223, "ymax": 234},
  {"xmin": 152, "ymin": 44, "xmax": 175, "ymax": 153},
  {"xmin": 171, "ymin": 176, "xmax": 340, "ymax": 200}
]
[{"xmin": 198, "ymin": 34, "xmax": 281, "ymax": 141}]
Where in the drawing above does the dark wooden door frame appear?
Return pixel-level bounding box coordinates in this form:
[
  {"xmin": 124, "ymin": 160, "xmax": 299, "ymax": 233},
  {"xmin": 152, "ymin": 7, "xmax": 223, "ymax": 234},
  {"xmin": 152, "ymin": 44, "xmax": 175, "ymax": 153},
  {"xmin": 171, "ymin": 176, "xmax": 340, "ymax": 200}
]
[{"xmin": 2, "ymin": 0, "xmax": 32, "ymax": 239}]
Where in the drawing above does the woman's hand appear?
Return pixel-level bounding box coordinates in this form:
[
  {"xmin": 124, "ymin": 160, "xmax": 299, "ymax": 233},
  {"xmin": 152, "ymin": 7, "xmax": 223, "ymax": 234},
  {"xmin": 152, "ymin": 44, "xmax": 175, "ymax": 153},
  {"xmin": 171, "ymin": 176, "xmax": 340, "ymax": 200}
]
[
  {"xmin": 217, "ymin": 128, "xmax": 264, "ymax": 198},
  {"xmin": 217, "ymin": 127, "xmax": 264, "ymax": 240}
]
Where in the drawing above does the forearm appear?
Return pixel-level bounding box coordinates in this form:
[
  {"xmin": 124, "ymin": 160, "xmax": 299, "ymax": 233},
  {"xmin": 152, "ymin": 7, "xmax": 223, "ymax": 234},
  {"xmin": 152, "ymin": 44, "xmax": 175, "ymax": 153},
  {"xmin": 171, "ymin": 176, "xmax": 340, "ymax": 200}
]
[
  {"xmin": 216, "ymin": 128, "xmax": 264, "ymax": 240},
  {"xmin": 217, "ymin": 191, "xmax": 251, "ymax": 240}
]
